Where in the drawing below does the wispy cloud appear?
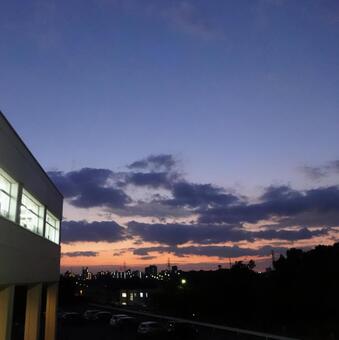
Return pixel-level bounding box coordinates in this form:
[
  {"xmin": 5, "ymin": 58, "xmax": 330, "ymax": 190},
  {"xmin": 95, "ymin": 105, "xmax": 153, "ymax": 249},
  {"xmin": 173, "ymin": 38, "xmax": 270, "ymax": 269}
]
[
  {"xmin": 62, "ymin": 251, "xmax": 99, "ymax": 257},
  {"xmin": 300, "ymin": 160, "xmax": 339, "ymax": 180}
]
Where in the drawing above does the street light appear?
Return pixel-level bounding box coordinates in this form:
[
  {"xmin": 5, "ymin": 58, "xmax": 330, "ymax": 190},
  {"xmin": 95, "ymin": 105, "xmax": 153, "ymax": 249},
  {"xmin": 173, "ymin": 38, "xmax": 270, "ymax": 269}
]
[{"xmin": 181, "ymin": 278, "xmax": 187, "ymax": 285}]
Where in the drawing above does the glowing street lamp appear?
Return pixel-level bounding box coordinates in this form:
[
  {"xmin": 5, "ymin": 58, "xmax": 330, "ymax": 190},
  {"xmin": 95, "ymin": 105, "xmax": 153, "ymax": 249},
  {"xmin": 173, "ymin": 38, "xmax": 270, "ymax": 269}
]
[{"xmin": 181, "ymin": 278, "xmax": 187, "ymax": 285}]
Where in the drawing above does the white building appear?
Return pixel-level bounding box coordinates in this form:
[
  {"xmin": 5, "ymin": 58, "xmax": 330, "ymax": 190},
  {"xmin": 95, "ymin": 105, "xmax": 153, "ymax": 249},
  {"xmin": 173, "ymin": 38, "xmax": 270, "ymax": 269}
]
[{"xmin": 0, "ymin": 112, "xmax": 63, "ymax": 340}]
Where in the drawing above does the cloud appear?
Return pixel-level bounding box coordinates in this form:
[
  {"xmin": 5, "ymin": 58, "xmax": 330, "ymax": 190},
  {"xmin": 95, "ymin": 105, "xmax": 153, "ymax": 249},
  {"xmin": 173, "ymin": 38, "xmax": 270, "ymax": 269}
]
[
  {"xmin": 199, "ymin": 185, "xmax": 339, "ymax": 226},
  {"xmin": 133, "ymin": 244, "xmax": 288, "ymax": 259},
  {"xmin": 128, "ymin": 154, "xmax": 177, "ymax": 172},
  {"xmin": 164, "ymin": 182, "xmax": 240, "ymax": 208},
  {"xmin": 301, "ymin": 160, "xmax": 339, "ymax": 180},
  {"xmin": 49, "ymin": 156, "xmax": 339, "ymax": 242},
  {"xmin": 127, "ymin": 221, "xmax": 329, "ymax": 245},
  {"xmin": 300, "ymin": 166, "xmax": 327, "ymax": 180},
  {"xmin": 112, "ymin": 201, "xmax": 191, "ymax": 218},
  {"xmin": 48, "ymin": 168, "xmax": 131, "ymax": 209},
  {"xmin": 61, "ymin": 220, "xmax": 128, "ymax": 244},
  {"xmin": 61, "ymin": 251, "xmax": 99, "ymax": 257},
  {"xmin": 48, "ymin": 155, "xmax": 241, "ymax": 215},
  {"xmin": 125, "ymin": 172, "xmax": 177, "ymax": 189},
  {"xmin": 330, "ymin": 160, "xmax": 339, "ymax": 172}
]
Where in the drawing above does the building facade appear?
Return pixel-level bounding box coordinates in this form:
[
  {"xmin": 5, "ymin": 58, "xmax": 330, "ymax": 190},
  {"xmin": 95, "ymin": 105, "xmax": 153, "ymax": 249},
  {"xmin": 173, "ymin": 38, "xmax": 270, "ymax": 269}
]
[
  {"xmin": 0, "ymin": 112, "xmax": 63, "ymax": 340},
  {"xmin": 119, "ymin": 289, "xmax": 150, "ymax": 306}
]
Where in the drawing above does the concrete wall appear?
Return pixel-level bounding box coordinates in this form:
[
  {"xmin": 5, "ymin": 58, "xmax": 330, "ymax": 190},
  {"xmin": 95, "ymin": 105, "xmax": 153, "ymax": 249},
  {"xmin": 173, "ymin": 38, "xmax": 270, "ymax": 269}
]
[
  {"xmin": 0, "ymin": 217, "xmax": 60, "ymax": 285},
  {"xmin": 0, "ymin": 112, "xmax": 62, "ymax": 285}
]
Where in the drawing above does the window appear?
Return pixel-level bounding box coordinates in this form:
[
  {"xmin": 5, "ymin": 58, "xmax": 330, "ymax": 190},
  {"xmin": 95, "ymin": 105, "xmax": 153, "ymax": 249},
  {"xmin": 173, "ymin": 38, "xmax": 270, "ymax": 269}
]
[
  {"xmin": 121, "ymin": 292, "xmax": 127, "ymax": 298},
  {"xmin": 20, "ymin": 189, "xmax": 44, "ymax": 235},
  {"xmin": 0, "ymin": 168, "xmax": 18, "ymax": 221},
  {"xmin": 45, "ymin": 210, "xmax": 60, "ymax": 244}
]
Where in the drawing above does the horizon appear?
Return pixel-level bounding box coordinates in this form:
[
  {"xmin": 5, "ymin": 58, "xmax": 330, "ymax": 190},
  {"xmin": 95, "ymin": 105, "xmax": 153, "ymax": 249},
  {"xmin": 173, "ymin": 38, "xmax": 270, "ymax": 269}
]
[{"xmin": 1, "ymin": 0, "xmax": 339, "ymax": 271}]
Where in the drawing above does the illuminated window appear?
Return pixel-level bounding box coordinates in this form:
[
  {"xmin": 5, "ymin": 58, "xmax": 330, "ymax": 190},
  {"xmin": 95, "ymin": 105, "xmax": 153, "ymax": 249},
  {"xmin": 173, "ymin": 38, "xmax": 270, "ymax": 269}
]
[
  {"xmin": 20, "ymin": 189, "xmax": 44, "ymax": 235},
  {"xmin": 45, "ymin": 210, "xmax": 60, "ymax": 244},
  {"xmin": 0, "ymin": 168, "xmax": 18, "ymax": 222},
  {"xmin": 121, "ymin": 292, "xmax": 127, "ymax": 298},
  {"xmin": 140, "ymin": 292, "xmax": 144, "ymax": 298},
  {"xmin": 130, "ymin": 293, "xmax": 133, "ymax": 301}
]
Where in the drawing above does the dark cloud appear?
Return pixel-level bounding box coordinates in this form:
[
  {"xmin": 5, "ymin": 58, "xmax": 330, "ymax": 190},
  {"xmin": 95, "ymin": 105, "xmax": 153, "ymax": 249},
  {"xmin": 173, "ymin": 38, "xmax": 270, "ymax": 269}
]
[
  {"xmin": 48, "ymin": 168, "xmax": 131, "ymax": 209},
  {"xmin": 133, "ymin": 245, "xmax": 288, "ymax": 259},
  {"xmin": 62, "ymin": 220, "xmax": 127, "ymax": 244},
  {"xmin": 165, "ymin": 182, "xmax": 239, "ymax": 208},
  {"xmin": 139, "ymin": 255, "xmax": 157, "ymax": 261},
  {"xmin": 49, "ymin": 156, "xmax": 339, "ymax": 241},
  {"xmin": 128, "ymin": 154, "xmax": 176, "ymax": 172},
  {"xmin": 125, "ymin": 172, "xmax": 177, "ymax": 189},
  {"xmin": 199, "ymin": 185, "xmax": 339, "ymax": 225},
  {"xmin": 61, "ymin": 251, "xmax": 99, "ymax": 257},
  {"xmin": 112, "ymin": 201, "xmax": 191, "ymax": 218},
  {"xmin": 127, "ymin": 221, "xmax": 329, "ymax": 245}
]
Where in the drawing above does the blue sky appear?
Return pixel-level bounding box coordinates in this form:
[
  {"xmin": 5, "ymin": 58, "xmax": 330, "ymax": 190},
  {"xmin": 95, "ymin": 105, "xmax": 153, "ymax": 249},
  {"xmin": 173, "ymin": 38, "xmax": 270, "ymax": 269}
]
[{"xmin": 1, "ymin": 0, "xmax": 339, "ymax": 269}]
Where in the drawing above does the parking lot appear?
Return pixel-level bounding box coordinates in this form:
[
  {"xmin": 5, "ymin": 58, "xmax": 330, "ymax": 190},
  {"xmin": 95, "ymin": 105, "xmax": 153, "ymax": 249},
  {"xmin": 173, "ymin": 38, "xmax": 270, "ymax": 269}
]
[
  {"xmin": 57, "ymin": 307, "xmax": 201, "ymax": 340},
  {"xmin": 56, "ymin": 305, "xmax": 295, "ymax": 340}
]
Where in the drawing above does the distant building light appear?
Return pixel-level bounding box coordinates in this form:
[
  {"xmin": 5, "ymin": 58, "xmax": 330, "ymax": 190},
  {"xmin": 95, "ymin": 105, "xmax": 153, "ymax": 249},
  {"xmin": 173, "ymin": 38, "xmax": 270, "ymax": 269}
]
[
  {"xmin": 140, "ymin": 292, "xmax": 144, "ymax": 298},
  {"xmin": 181, "ymin": 278, "xmax": 187, "ymax": 285},
  {"xmin": 121, "ymin": 292, "xmax": 127, "ymax": 298}
]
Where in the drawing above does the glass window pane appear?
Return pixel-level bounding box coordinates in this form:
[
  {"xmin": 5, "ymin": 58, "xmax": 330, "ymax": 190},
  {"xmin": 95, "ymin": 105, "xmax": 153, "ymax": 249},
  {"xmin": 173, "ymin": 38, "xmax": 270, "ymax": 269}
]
[
  {"xmin": 0, "ymin": 169, "xmax": 18, "ymax": 222},
  {"xmin": 20, "ymin": 190, "xmax": 44, "ymax": 235},
  {"xmin": 0, "ymin": 174, "xmax": 11, "ymax": 193},
  {"xmin": 45, "ymin": 210, "xmax": 60, "ymax": 244},
  {"xmin": 0, "ymin": 190, "xmax": 10, "ymax": 218}
]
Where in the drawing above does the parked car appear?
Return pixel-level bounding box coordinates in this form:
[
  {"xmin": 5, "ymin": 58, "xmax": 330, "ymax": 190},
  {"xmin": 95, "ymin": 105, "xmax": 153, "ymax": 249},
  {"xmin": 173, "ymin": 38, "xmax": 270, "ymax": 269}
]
[
  {"xmin": 62, "ymin": 312, "xmax": 83, "ymax": 324},
  {"xmin": 83, "ymin": 309, "xmax": 101, "ymax": 320},
  {"xmin": 137, "ymin": 321, "xmax": 166, "ymax": 338},
  {"xmin": 114, "ymin": 316, "xmax": 138, "ymax": 330},
  {"xmin": 166, "ymin": 321, "xmax": 199, "ymax": 339},
  {"xmin": 94, "ymin": 311, "xmax": 112, "ymax": 322},
  {"xmin": 109, "ymin": 314, "xmax": 129, "ymax": 326}
]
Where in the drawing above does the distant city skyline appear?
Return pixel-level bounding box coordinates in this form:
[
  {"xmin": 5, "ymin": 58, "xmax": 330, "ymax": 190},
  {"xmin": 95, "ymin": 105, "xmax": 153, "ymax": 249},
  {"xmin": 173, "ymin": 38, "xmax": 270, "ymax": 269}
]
[{"xmin": 1, "ymin": 0, "xmax": 339, "ymax": 270}]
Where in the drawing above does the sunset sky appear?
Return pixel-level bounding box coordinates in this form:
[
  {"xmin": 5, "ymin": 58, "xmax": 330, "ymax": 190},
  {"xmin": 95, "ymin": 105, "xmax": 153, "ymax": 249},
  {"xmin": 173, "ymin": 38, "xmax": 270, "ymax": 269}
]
[{"xmin": 1, "ymin": 0, "xmax": 339, "ymax": 272}]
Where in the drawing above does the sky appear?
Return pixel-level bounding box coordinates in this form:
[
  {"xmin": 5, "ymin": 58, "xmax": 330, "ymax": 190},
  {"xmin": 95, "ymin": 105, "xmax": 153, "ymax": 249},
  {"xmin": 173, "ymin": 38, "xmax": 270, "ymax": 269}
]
[{"xmin": 1, "ymin": 0, "xmax": 339, "ymax": 272}]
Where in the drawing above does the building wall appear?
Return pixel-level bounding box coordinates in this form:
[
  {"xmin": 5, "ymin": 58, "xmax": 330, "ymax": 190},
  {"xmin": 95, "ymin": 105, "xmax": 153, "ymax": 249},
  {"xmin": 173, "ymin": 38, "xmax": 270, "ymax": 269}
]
[
  {"xmin": 0, "ymin": 112, "xmax": 62, "ymax": 285},
  {"xmin": 0, "ymin": 217, "xmax": 60, "ymax": 285},
  {"xmin": 0, "ymin": 114, "xmax": 62, "ymax": 218}
]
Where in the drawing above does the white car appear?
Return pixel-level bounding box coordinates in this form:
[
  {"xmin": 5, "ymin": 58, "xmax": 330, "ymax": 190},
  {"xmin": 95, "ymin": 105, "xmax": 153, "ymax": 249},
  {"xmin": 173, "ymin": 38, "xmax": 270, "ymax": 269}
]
[{"xmin": 109, "ymin": 314, "xmax": 129, "ymax": 326}]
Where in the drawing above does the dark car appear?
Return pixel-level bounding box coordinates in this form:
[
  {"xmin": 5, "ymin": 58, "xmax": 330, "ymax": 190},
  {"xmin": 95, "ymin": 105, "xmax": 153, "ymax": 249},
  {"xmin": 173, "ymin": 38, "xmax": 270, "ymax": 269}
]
[
  {"xmin": 94, "ymin": 311, "xmax": 112, "ymax": 322},
  {"xmin": 137, "ymin": 321, "xmax": 166, "ymax": 338},
  {"xmin": 115, "ymin": 316, "xmax": 138, "ymax": 330},
  {"xmin": 166, "ymin": 321, "xmax": 199, "ymax": 339},
  {"xmin": 61, "ymin": 312, "xmax": 83, "ymax": 324}
]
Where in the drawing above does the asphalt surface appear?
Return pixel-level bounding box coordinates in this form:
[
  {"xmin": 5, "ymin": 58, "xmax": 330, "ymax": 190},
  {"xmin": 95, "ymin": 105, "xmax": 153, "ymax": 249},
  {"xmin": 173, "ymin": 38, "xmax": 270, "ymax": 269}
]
[{"xmin": 56, "ymin": 307, "xmax": 282, "ymax": 340}]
